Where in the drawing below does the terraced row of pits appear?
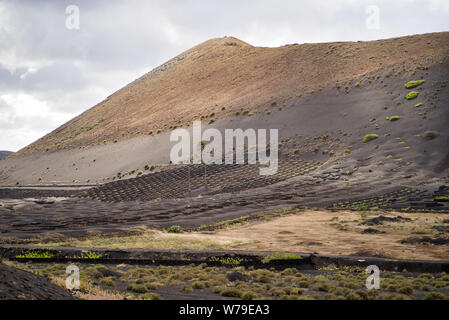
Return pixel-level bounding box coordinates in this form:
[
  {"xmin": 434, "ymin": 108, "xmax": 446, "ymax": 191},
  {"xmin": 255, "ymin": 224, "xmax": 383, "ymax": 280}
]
[
  {"xmin": 329, "ymin": 185, "xmax": 449, "ymax": 213},
  {"xmin": 80, "ymin": 158, "xmax": 321, "ymax": 202}
]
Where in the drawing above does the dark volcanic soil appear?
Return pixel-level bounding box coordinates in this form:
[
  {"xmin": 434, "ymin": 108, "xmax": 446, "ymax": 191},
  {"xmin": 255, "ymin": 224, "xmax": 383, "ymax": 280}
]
[
  {"xmin": 0, "ymin": 37, "xmax": 447, "ymax": 247},
  {"xmin": 0, "ymin": 262, "xmax": 76, "ymax": 300},
  {"xmin": 0, "ymin": 175, "xmax": 448, "ymax": 243}
]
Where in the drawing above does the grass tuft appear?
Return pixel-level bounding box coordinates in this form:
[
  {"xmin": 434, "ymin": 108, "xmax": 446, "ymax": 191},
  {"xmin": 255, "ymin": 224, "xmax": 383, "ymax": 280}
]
[
  {"xmin": 404, "ymin": 80, "xmax": 425, "ymax": 89},
  {"xmin": 405, "ymin": 91, "xmax": 419, "ymax": 100},
  {"xmin": 386, "ymin": 116, "xmax": 401, "ymax": 121},
  {"xmin": 363, "ymin": 134, "xmax": 379, "ymax": 143}
]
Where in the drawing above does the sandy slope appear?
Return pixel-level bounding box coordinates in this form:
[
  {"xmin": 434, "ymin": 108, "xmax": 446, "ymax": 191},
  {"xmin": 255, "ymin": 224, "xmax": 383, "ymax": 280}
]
[
  {"xmin": 12, "ymin": 32, "xmax": 449, "ymax": 154},
  {"xmin": 0, "ymin": 54, "xmax": 448, "ymax": 186}
]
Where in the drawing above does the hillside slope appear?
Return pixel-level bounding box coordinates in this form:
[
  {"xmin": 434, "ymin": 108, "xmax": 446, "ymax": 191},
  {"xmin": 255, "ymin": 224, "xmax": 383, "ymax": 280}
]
[
  {"xmin": 0, "ymin": 32, "xmax": 448, "ymax": 187},
  {"xmin": 16, "ymin": 32, "xmax": 449, "ymax": 154}
]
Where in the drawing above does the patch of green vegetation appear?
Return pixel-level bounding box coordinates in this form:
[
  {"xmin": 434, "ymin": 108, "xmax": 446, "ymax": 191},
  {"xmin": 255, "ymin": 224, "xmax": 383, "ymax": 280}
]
[
  {"xmin": 397, "ymin": 286, "xmax": 414, "ymax": 296},
  {"xmin": 165, "ymin": 225, "xmax": 184, "ymax": 233},
  {"xmin": 100, "ymin": 278, "xmax": 116, "ymax": 287},
  {"xmin": 261, "ymin": 252, "xmax": 302, "ymax": 264},
  {"xmin": 8, "ymin": 260, "xmax": 449, "ymax": 301},
  {"xmin": 76, "ymin": 251, "xmax": 103, "ymax": 259},
  {"xmin": 404, "ymin": 80, "xmax": 425, "ymax": 89},
  {"xmin": 415, "ymin": 103, "xmax": 422, "ymax": 107},
  {"xmin": 127, "ymin": 284, "xmax": 147, "ymax": 294},
  {"xmin": 16, "ymin": 250, "xmax": 54, "ymax": 259},
  {"xmin": 241, "ymin": 291, "xmax": 258, "ymax": 300},
  {"xmin": 212, "ymin": 216, "xmax": 250, "ymax": 229},
  {"xmin": 386, "ymin": 116, "xmax": 401, "ymax": 121},
  {"xmin": 405, "ymin": 91, "xmax": 419, "ymax": 100},
  {"xmin": 192, "ymin": 281, "xmax": 208, "ymax": 289},
  {"xmin": 209, "ymin": 256, "xmax": 243, "ymax": 265},
  {"xmin": 213, "ymin": 286, "xmax": 224, "ymax": 294},
  {"xmin": 363, "ymin": 134, "xmax": 379, "ymax": 143},
  {"xmin": 221, "ymin": 288, "xmax": 242, "ymax": 298},
  {"xmin": 140, "ymin": 292, "xmax": 161, "ymax": 300},
  {"xmin": 424, "ymin": 292, "xmax": 448, "ymax": 300},
  {"xmin": 434, "ymin": 196, "xmax": 449, "ymax": 202}
]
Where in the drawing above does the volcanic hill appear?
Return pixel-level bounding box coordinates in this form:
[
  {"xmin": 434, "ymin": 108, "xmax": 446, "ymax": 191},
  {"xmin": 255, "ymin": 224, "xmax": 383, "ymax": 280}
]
[{"xmin": 0, "ymin": 32, "xmax": 448, "ymax": 201}]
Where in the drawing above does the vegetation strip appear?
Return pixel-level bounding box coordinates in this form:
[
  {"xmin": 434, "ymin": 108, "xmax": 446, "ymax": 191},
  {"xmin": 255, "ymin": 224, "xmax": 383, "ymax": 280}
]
[{"xmin": 2, "ymin": 246, "xmax": 449, "ymax": 273}]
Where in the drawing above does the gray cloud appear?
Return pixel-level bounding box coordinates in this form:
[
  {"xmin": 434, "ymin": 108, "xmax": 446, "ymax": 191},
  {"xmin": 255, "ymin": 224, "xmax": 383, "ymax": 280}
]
[{"xmin": 0, "ymin": 0, "xmax": 448, "ymax": 151}]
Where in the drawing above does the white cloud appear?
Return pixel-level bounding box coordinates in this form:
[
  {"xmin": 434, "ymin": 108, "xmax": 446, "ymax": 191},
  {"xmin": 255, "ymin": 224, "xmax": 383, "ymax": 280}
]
[{"xmin": 0, "ymin": 93, "xmax": 77, "ymax": 151}]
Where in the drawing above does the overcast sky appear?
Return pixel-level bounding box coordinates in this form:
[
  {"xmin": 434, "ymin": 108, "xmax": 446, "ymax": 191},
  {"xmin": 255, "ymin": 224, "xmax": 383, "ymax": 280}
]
[{"xmin": 0, "ymin": 0, "xmax": 448, "ymax": 151}]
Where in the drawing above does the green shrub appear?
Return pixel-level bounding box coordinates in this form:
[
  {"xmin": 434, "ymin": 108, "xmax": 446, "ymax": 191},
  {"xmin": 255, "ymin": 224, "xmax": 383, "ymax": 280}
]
[
  {"xmin": 127, "ymin": 284, "xmax": 148, "ymax": 293},
  {"xmin": 440, "ymin": 275, "xmax": 449, "ymax": 281},
  {"xmin": 100, "ymin": 278, "xmax": 115, "ymax": 287},
  {"xmin": 397, "ymin": 286, "xmax": 414, "ymax": 296},
  {"xmin": 415, "ymin": 103, "xmax": 422, "ymax": 107},
  {"xmin": 312, "ymin": 282, "xmax": 332, "ymax": 292},
  {"xmin": 363, "ymin": 134, "xmax": 379, "ymax": 143},
  {"xmin": 386, "ymin": 116, "xmax": 401, "ymax": 121},
  {"xmin": 281, "ymin": 268, "xmax": 298, "ymax": 276},
  {"xmin": 145, "ymin": 283, "xmax": 158, "ymax": 290},
  {"xmin": 424, "ymin": 292, "xmax": 448, "ymax": 300},
  {"xmin": 221, "ymin": 289, "xmax": 242, "ymax": 298},
  {"xmin": 148, "ymin": 292, "xmax": 161, "ymax": 300},
  {"xmin": 77, "ymin": 251, "xmax": 103, "ymax": 259},
  {"xmin": 241, "ymin": 291, "xmax": 258, "ymax": 300},
  {"xmin": 213, "ymin": 286, "xmax": 224, "ymax": 294},
  {"xmin": 192, "ymin": 281, "xmax": 207, "ymax": 289},
  {"xmin": 405, "ymin": 91, "xmax": 419, "ymax": 100},
  {"xmin": 404, "ymin": 80, "xmax": 425, "ymax": 89},
  {"xmin": 141, "ymin": 292, "xmax": 161, "ymax": 300},
  {"xmin": 166, "ymin": 225, "xmax": 184, "ymax": 233},
  {"xmin": 16, "ymin": 250, "xmax": 54, "ymax": 259},
  {"xmin": 261, "ymin": 252, "xmax": 302, "ymax": 263}
]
